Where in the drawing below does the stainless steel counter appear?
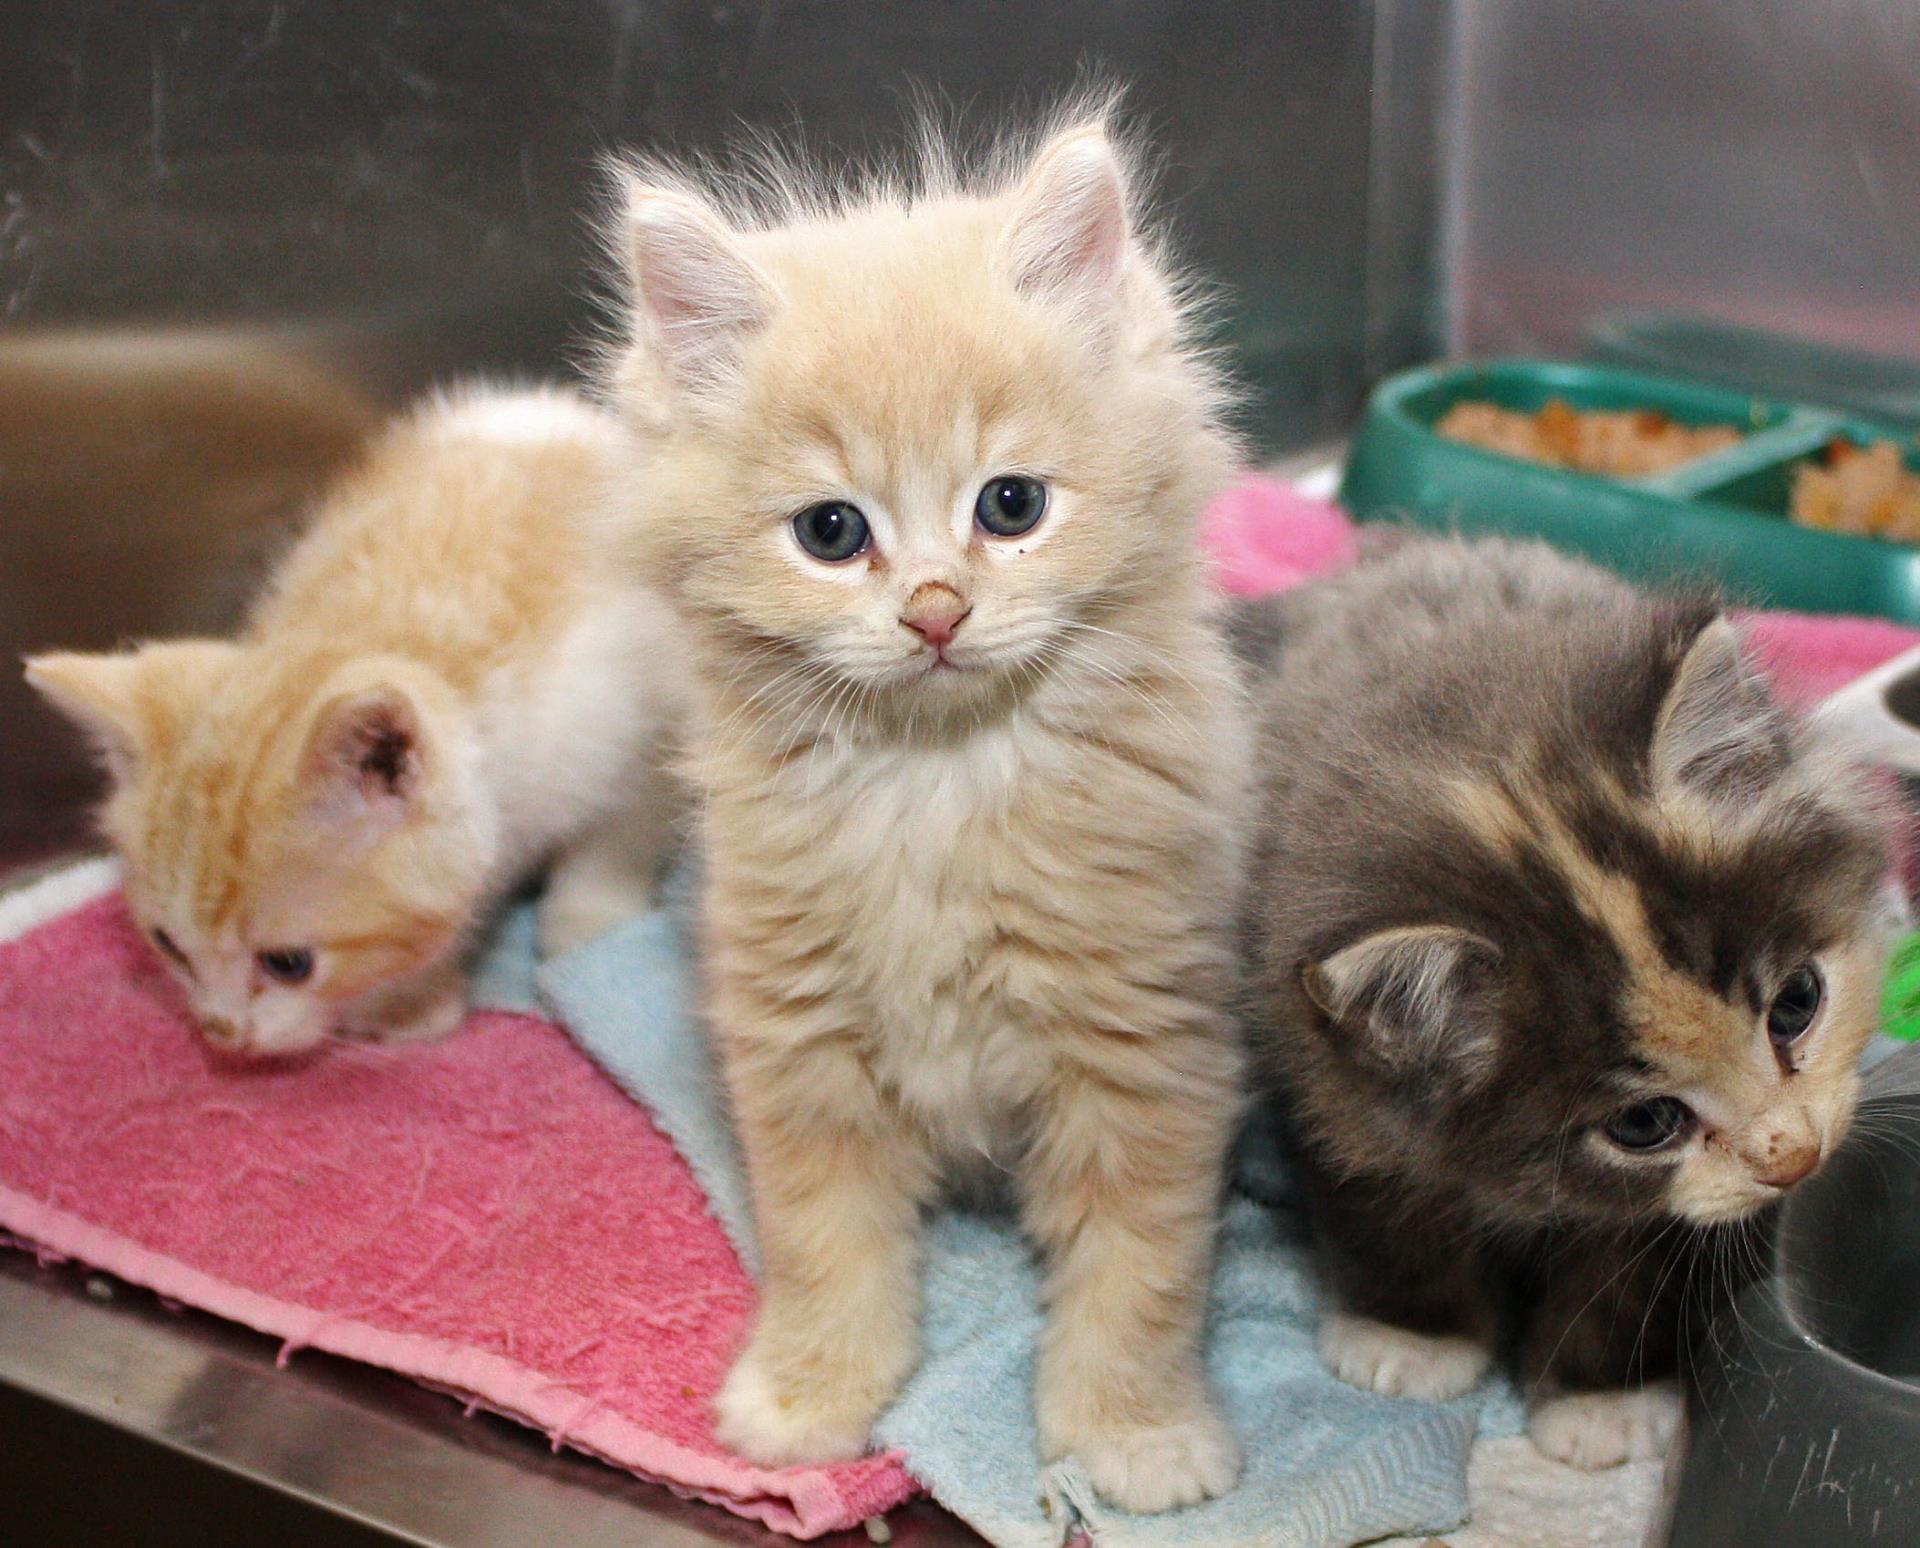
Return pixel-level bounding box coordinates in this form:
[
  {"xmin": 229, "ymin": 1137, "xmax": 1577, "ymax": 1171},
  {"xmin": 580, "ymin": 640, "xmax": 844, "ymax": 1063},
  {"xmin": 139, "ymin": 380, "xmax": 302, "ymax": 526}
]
[{"xmin": 0, "ymin": 1247, "xmax": 978, "ymax": 1547}]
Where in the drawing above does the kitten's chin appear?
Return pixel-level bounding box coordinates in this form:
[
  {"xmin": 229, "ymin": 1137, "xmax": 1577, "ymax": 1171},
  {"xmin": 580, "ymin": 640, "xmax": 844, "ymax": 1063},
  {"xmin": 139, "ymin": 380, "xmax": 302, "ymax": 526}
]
[
  {"xmin": 1670, "ymin": 1183, "xmax": 1798, "ymax": 1230},
  {"xmin": 196, "ymin": 1017, "xmax": 331, "ymax": 1061}
]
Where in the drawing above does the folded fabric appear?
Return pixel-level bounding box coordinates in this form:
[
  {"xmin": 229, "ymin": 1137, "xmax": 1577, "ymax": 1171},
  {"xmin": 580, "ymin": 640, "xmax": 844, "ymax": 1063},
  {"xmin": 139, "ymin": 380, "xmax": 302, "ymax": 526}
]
[{"xmin": 543, "ymin": 903, "xmax": 1509, "ymax": 1548}]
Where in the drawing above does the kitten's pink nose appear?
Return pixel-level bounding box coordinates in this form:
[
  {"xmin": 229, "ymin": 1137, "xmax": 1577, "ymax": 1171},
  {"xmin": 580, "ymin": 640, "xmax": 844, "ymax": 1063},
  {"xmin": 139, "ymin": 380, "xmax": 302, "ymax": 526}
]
[
  {"xmin": 1756, "ymin": 1141, "xmax": 1821, "ymax": 1190},
  {"xmin": 902, "ymin": 584, "xmax": 970, "ymax": 651}
]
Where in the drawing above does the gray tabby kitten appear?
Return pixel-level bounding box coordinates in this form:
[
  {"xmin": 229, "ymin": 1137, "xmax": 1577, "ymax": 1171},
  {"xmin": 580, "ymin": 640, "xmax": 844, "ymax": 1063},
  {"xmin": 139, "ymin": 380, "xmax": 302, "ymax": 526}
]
[{"xmin": 1236, "ymin": 534, "xmax": 1894, "ymax": 1469}]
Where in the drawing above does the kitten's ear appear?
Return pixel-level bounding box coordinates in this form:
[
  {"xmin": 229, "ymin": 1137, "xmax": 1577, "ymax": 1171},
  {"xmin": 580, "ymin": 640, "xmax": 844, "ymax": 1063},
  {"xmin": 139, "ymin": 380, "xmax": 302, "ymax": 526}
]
[
  {"xmin": 301, "ymin": 685, "xmax": 429, "ymax": 822},
  {"xmin": 25, "ymin": 641, "xmax": 235, "ymax": 782},
  {"xmin": 1651, "ymin": 616, "xmax": 1792, "ymax": 800},
  {"xmin": 1002, "ymin": 126, "xmax": 1132, "ymax": 312},
  {"xmin": 621, "ymin": 181, "xmax": 775, "ymax": 390},
  {"xmin": 1302, "ymin": 925, "xmax": 1501, "ymax": 1078}
]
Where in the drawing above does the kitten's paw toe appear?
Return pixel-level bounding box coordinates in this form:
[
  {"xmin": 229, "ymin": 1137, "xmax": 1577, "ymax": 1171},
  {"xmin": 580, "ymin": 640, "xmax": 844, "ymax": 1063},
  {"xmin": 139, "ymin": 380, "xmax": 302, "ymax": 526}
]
[
  {"xmin": 712, "ymin": 1351, "xmax": 877, "ymax": 1468},
  {"xmin": 1319, "ymin": 1313, "xmax": 1491, "ymax": 1402},
  {"xmin": 392, "ymin": 995, "xmax": 468, "ymax": 1044},
  {"xmin": 537, "ymin": 875, "xmax": 653, "ymax": 957},
  {"xmin": 341, "ymin": 979, "xmax": 468, "ymax": 1045},
  {"xmin": 1064, "ymin": 1409, "xmax": 1243, "ymax": 1514},
  {"xmin": 1527, "ymin": 1383, "xmax": 1680, "ymax": 1471}
]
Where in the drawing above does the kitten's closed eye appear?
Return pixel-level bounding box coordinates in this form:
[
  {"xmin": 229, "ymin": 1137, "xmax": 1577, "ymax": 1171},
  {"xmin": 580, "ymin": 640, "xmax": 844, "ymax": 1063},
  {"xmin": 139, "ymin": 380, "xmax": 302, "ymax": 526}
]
[{"xmin": 151, "ymin": 927, "xmax": 190, "ymax": 972}]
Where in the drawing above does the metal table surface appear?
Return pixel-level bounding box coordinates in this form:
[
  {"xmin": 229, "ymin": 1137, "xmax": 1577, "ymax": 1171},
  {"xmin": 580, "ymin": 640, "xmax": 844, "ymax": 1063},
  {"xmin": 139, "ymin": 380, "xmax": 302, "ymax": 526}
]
[{"xmin": 0, "ymin": 1248, "xmax": 977, "ymax": 1547}]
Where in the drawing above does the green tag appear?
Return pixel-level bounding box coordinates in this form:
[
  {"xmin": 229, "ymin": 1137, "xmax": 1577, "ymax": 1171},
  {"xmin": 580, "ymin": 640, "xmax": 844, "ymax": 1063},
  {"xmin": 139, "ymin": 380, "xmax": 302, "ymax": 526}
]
[{"xmin": 1881, "ymin": 932, "xmax": 1920, "ymax": 1042}]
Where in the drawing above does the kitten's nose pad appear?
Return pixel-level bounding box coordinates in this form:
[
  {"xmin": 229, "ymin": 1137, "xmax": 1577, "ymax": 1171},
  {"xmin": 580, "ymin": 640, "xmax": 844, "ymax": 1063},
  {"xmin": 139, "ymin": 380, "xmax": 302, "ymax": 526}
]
[
  {"xmin": 1756, "ymin": 1141, "xmax": 1821, "ymax": 1190},
  {"xmin": 901, "ymin": 583, "xmax": 970, "ymax": 650},
  {"xmin": 201, "ymin": 1016, "xmax": 244, "ymax": 1047}
]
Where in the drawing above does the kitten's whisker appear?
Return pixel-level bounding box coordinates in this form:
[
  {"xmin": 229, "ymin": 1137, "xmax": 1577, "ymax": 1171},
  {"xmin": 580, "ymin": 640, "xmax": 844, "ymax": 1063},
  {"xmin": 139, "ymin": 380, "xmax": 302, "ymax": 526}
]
[
  {"xmin": 1628, "ymin": 1219, "xmax": 1697, "ymax": 1384},
  {"xmin": 1527, "ymin": 1217, "xmax": 1683, "ymax": 1399},
  {"xmin": 708, "ymin": 657, "xmax": 822, "ymax": 752},
  {"xmin": 1041, "ymin": 633, "xmax": 1205, "ymax": 759},
  {"xmin": 1055, "ymin": 619, "xmax": 1208, "ymax": 696}
]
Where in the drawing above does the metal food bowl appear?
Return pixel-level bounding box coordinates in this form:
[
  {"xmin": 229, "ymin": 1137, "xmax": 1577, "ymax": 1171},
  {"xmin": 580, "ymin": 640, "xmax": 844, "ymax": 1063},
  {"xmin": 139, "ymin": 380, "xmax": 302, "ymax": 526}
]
[{"xmin": 1662, "ymin": 1043, "xmax": 1920, "ymax": 1545}]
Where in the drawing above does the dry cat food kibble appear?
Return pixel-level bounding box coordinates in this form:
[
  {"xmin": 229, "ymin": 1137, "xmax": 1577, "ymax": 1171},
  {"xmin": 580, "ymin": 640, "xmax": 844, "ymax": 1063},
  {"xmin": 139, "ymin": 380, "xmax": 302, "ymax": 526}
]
[
  {"xmin": 1790, "ymin": 438, "xmax": 1920, "ymax": 543},
  {"xmin": 1436, "ymin": 397, "xmax": 1743, "ymax": 477}
]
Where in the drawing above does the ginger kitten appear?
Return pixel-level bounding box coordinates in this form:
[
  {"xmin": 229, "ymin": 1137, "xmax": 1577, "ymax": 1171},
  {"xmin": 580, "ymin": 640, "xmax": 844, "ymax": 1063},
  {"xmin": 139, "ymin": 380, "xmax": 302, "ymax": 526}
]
[
  {"xmin": 1237, "ymin": 535, "xmax": 1894, "ymax": 1469},
  {"xmin": 605, "ymin": 117, "xmax": 1249, "ymax": 1511},
  {"xmin": 27, "ymin": 383, "xmax": 683, "ymax": 1056}
]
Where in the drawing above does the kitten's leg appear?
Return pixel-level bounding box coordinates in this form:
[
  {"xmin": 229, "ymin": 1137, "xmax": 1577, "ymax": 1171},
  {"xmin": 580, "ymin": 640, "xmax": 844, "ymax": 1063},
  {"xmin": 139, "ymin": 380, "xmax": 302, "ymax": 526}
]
[
  {"xmin": 1519, "ymin": 1226, "xmax": 1688, "ymax": 1470},
  {"xmin": 714, "ymin": 1033, "xmax": 936, "ymax": 1466},
  {"xmin": 1310, "ymin": 1174, "xmax": 1495, "ymax": 1402},
  {"xmin": 1021, "ymin": 1031, "xmax": 1243, "ymax": 1514},
  {"xmin": 538, "ymin": 754, "xmax": 680, "ymax": 957},
  {"xmin": 339, "ymin": 960, "xmax": 469, "ymax": 1045}
]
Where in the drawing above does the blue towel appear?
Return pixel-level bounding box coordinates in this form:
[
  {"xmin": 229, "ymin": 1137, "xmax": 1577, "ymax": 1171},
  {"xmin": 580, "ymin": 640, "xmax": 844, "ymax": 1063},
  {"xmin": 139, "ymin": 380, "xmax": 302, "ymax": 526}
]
[{"xmin": 467, "ymin": 904, "xmax": 1522, "ymax": 1548}]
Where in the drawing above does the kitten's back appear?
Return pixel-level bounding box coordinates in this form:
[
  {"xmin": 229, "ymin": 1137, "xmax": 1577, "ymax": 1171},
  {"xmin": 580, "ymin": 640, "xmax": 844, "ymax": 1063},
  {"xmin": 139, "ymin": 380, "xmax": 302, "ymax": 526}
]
[
  {"xmin": 1236, "ymin": 535, "xmax": 1720, "ymax": 807},
  {"xmin": 250, "ymin": 384, "xmax": 626, "ymax": 692}
]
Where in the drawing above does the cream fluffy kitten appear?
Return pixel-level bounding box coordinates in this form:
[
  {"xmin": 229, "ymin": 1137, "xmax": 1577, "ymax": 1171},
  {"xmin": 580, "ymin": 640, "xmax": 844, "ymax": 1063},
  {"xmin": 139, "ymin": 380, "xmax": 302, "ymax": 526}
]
[
  {"xmin": 606, "ymin": 118, "xmax": 1249, "ymax": 1511},
  {"xmin": 27, "ymin": 383, "xmax": 683, "ymax": 1056}
]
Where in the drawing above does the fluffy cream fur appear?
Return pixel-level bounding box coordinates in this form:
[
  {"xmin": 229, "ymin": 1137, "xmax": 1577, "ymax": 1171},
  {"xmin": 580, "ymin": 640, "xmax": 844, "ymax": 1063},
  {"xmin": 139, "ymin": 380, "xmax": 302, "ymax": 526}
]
[
  {"xmin": 605, "ymin": 113, "xmax": 1250, "ymax": 1512},
  {"xmin": 26, "ymin": 383, "xmax": 685, "ymax": 1056}
]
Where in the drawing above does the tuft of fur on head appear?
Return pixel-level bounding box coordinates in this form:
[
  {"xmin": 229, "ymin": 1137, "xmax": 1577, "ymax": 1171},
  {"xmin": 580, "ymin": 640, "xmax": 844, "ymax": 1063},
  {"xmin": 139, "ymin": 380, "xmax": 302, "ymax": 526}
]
[
  {"xmin": 1240, "ymin": 535, "xmax": 1898, "ymax": 1234},
  {"xmin": 596, "ymin": 97, "xmax": 1239, "ymax": 751},
  {"xmin": 590, "ymin": 90, "xmax": 1226, "ymax": 397}
]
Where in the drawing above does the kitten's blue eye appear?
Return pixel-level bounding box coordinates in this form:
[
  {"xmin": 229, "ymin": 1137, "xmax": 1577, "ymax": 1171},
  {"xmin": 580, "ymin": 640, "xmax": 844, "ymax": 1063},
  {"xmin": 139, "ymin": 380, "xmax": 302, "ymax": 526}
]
[
  {"xmin": 1767, "ymin": 964, "xmax": 1822, "ymax": 1049},
  {"xmin": 792, "ymin": 501, "xmax": 870, "ymax": 563},
  {"xmin": 975, "ymin": 475, "xmax": 1047, "ymax": 538},
  {"xmin": 258, "ymin": 948, "xmax": 314, "ymax": 986},
  {"xmin": 1602, "ymin": 1097, "xmax": 1695, "ymax": 1153}
]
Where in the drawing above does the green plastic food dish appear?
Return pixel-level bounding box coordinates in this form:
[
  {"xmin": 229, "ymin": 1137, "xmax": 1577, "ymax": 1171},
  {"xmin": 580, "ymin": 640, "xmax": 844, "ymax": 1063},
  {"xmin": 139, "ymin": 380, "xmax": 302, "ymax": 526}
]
[{"xmin": 1339, "ymin": 358, "xmax": 1920, "ymax": 624}]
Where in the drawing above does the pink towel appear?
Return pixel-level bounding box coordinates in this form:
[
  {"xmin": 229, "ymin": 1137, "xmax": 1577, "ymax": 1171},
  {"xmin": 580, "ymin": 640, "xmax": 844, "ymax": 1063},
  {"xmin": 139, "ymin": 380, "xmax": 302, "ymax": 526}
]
[
  {"xmin": 0, "ymin": 883, "xmax": 913, "ymax": 1535},
  {"xmin": 1, "ymin": 477, "xmax": 1913, "ymax": 1538}
]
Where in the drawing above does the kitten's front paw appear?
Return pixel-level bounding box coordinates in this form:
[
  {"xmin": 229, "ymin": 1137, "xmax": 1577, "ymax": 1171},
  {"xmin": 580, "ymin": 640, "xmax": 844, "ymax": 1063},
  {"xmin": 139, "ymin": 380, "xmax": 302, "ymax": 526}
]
[
  {"xmin": 712, "ymin": 1345, "xmax": 881, "ymax": 1468},
  {"xmin": 340, "ymin": 974, "xmax": 468, "ymax": 1046},
  {"xmin": 383, "ymin": 987, "xmax": 467, "ymax": 1044},
  {"xmin": 1526, "ymin": 1383, "xmax": 1680, "ymax": 1470},
  {"xmin": 1319, "ymin": 1313, "xmax": 1491, "ymax": 1402},
  {"xmin": 1057, "ymin": 1407, "xmax": 1242, "ymax": 1514}
]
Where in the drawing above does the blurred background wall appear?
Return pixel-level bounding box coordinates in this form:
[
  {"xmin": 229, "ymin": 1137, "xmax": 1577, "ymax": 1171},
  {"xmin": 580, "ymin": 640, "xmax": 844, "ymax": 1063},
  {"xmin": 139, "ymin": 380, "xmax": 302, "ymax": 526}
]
[
  {"xmin": 1444, "ymin": 0, "xmax": 1920, "ymax": 359},
  {"xmin": 1, "ymin": 0, "xmax": 1915, "ymax": 858}
]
